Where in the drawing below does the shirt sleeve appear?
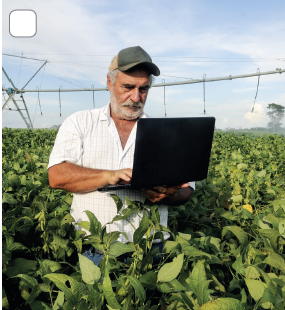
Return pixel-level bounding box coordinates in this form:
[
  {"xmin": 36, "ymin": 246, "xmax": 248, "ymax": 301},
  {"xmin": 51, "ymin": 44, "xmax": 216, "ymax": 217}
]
[
  {"xmin": 47, "ymin": 115, "xmax": 84, "ymax": 169},
  {"xmin": 189, "ymin": 181, "xmax": 195, "ymax": 191}
]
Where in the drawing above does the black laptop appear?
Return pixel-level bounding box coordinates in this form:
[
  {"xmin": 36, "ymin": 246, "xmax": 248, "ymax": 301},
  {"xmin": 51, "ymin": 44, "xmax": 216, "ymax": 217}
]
[{"xmin": 98, "ymin": 117, "xmax": 215, "ymax": 191}]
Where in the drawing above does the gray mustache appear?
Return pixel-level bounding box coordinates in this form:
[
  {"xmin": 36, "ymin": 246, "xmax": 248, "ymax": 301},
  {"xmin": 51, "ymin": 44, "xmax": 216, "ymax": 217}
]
[{"xmin": 122, "ymin": 102, "xmax": 143, "ymax": 108}]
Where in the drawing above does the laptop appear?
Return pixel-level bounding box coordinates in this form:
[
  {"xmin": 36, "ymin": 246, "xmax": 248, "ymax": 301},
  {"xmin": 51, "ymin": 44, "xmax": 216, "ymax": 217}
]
[{"xmin": 97, "ymin": 117, "xmax": 215, "ymax": 191}]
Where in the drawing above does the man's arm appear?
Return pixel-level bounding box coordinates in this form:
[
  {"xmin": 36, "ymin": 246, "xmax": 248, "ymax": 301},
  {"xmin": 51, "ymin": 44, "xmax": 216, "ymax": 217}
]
[
  {"xmin": 48, "ymin": 162, "xmax": 132, "ymax": 193},
  {"xmin": 139, "ymin": 183, "xmax": 194, "ymax": 206}
]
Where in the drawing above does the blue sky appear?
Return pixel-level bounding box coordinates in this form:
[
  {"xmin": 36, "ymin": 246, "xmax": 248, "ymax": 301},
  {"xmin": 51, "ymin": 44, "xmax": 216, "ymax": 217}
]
[{"xmin": 2, "ymin": 0, "xmax": 285, "ymax": 129}]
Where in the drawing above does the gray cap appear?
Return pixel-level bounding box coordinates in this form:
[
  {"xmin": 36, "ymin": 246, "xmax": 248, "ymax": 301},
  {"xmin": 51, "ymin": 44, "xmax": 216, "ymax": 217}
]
[{"xmin": 109, "ymin": 46, "xmax": 160, "ymax": 76}]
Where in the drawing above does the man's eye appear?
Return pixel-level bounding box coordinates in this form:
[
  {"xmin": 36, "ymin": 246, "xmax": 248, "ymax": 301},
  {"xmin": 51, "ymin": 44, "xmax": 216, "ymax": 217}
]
[{"xmin": 140, "ymin": 87, "xmax": 149, "ymax": 92}]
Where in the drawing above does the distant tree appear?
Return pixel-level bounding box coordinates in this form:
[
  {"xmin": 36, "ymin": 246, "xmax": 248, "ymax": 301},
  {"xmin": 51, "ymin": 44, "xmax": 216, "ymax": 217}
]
[{"xmin": 267, "ymin": 103, "xmax": 285, "ymax": 132}]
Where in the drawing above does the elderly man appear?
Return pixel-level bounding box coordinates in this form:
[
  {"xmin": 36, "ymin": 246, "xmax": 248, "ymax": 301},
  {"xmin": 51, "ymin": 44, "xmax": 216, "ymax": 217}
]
[{"xmin": 48, "ymin": 46, "xmax": 194, "ymax": 264}]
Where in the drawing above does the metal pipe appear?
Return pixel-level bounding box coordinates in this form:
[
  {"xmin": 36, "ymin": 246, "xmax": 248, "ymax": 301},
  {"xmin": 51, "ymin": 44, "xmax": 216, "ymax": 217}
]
[{"xmin": 2, "ymin": 68, "xmax": 284, "ymax": 93}]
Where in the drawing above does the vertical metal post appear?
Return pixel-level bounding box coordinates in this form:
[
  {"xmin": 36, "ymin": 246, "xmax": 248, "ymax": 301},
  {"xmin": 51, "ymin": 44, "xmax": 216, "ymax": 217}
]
[
  {"xmin": 203, "ymin": 74, "xmax": 206, "ymax": 115},
  {"xmin": 251, "ymin": 68, "xmax": 260, "ymax": 113},
  {"xmin": 59, "ymin": 86, "xmax": 62, "ymax": 116},
  {"xmin": 36, "ymin": 86, "xmax": 43, "ymax": 115},
  {"xmin": 91, "ymin": 85, "xmax": 95, "ymax": 109},
  {"xmin": 162, "ymin": 79, "xmax": 166, "ymax": 118}
]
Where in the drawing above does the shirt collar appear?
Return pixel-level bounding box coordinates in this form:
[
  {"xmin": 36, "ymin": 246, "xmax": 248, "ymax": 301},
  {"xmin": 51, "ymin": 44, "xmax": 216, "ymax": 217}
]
[{"xmin": 99, "ymin": 102, "xmax": 148, "ymax": 121}]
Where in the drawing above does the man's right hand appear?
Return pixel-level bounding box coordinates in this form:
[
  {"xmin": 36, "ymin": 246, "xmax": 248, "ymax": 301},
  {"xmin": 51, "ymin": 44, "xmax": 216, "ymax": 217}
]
[
  {"xmin": 48, "ymin": 162, "xmax": 132, "ymax": 193},
  {"xmin": 106, "ymin": 168, "xmax": 132, "ymax": 185}
]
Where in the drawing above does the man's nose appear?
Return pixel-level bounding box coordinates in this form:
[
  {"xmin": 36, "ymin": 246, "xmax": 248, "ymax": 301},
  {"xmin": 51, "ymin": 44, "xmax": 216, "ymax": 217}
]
[{"xmin": 130, "ymin": 87, "xmax": 140, "ymax": 102}]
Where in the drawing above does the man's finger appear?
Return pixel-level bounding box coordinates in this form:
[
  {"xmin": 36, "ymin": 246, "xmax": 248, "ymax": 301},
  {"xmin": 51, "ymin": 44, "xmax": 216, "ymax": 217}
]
[{"xmin": 180, "ymin": 183, "xmax": 190, "ymax": 188}]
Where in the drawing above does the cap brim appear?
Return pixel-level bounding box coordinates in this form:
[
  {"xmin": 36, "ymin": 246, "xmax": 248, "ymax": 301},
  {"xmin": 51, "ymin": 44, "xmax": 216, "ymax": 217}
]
[{"xmin": 119, "ymin": 61, "xmax": 160, "ymax": 76}]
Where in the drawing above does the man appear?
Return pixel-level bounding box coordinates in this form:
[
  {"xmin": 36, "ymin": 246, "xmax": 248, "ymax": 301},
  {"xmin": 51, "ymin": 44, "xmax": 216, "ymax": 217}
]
[{"xmin": 48, "ymin": 46, "xmax": 194, "ymax": 263}]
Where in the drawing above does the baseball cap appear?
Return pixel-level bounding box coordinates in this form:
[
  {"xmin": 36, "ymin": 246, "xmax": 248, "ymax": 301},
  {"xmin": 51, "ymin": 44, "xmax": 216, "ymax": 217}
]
[{"xmin": 109, "ymin": 46, "xmax": 160, "ymax": 76}]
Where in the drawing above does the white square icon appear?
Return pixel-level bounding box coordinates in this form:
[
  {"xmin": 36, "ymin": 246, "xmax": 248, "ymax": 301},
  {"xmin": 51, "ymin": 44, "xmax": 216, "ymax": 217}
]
[{"xmin": 10, "ymin": 10, "xmax": 37, "ymax": 37}]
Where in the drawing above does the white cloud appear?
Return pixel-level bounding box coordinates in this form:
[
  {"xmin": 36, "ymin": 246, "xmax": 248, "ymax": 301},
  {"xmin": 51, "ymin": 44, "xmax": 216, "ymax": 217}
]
[
  {"xmin": 223, "ymin": 117, "xmax": 227, "ymax": 124},
  {"xmin": 244, "ymin": 103, "xmax": 265, "ymax": 124}
]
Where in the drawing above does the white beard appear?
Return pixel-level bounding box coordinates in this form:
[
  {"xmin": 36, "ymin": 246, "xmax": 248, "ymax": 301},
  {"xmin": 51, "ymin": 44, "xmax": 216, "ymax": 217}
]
[{"xmin": 110, "ymin": 90, "xmax": 144, "ymax": 120}]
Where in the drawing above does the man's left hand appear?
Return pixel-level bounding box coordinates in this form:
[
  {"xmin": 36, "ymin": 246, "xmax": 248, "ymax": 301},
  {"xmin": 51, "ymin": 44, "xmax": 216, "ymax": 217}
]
[{"xmin": 139, "ymin": 183, "xmax": 192, "ymax": 206}]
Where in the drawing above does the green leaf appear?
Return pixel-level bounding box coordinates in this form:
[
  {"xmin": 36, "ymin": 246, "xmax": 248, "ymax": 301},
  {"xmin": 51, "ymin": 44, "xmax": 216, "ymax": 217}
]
[
  {"xmin": 109, "ymin": 242, "xmax": 135, "ymax": 257},
  {"xmin": 259, "ymin": 229, "xmax": 280, "ymax": 252},
  {"xmin": 103, "ymin": 270, "xmax": 121, "ymax": 309},
  {"xmin": 189, "ymin": 260, "xmax": 211, "ymax": 306},
  {"xmin": 2, "ymin": 286, "xmax": 9, "ymax": 309},
  {"xmin": 231, "ymin": 195, "xmax": 243, "ymax": 203},
  {"xmin": 2, "ymin": 193, "xmax": 18, "ymax": 205},
  {"xmin": 110, "ymin": 194, "xmax": 123, "ymax": 214},
  {"xmin": 198, "ymin": 298, "xmax": 245, "ymax": 309},
  {"xmin": 162, "ymin": 241, "xmax": 180, "ymax": 253},
  {"xmin": 257, "ymin": 170, "xmax": 266, "ymax": 178},
  {"xmin": 84, "ymin": 211, "xmax": 101, "ymax": 235},
  {"xmin": 78, "ymin": 254, "xmax": 101, "ymax": 284},
  {"xmin": 51, "ymin": 234, "xmax": 69, "ymax": 251},
  {"xmin": 41, "ymin": 260, "xmax": 62, "ymax": 273},
  {"xmin": 157, "ymin": 279, "xmax": 186, "ymax": 293},
  {"xmin": 244, "ymin": 266, "xmax": 260, "ymax": 279},
  {"xmin": 222, "ymin": 226, "xmax": 248, "ymax": 251},
  {"xmin": 111, "ymin": 207, "xmax": 135, "ymax": 222},
  {"xmin": 3, "ymin": 258, "xmax": 37, "ymax": 277},
  {"xmin": 133, "ymin": 210, "xmax": 149, "ymax": 245},
  {"xmin": 7, "ymin": 242, "xmax": 28, "ymax": 252},
  {"xmin": 44, "ymin": 274, "xmax": 80, "ymax": 304},
  {"xmin": 26, "ymin": 285, "xmax": 42, "ymax": 305},
  {"xmin": 150, "ymin": 206, "xmax": 160, "ymax": 225},
  {"xmin": 89, "ymin": 287, "xmax": 102, "ymax": 310},
  {"xmin": 15, "ymin": 274, "xmax": 38, "ymax": 289},
  {"xmin": 264, "ymin": 252, "xmax": 285, "ymax": 273},
  {"xmin": 29, "ymin": 300, "xmax": 53, "ymax": 310},
  {"xmin": 73, "ymin": 239, "xmax": 82, "ymax": 253},
  {"xmin": 157, "ymin": 253, "xmax": 184, "ymax": 283},
  {"xmin": 271, "ymin": 199, "xmax": 285, "ymax": 212},
  {"xmin": 127, "ymin": 276, "xmax": 146, "ymax": 303},
  {"xmin": 180, "ymin": 292, "xmax": 194, "ymax": 310},
  {"xmin": 140, "ymin": 271, "xmax": 157, "ymax": 290},
  {"xmin": 38, "ymin": 283, "xmax": 50, "ymax": 292},
  {"xmin": 13, "ymin": 162, "xmax": 20, "ymax": 171},
  {"xmin": 76, "ymin": 221, "xmax": 90, "ymax": 231},
  {"xmin": 245, "ymin": 279, "xmax": 267, "ymax": 302},
  {"xmin": 61, "ymin": 213, "xmax": 75, "ymax": 226},
  {"xmin": 104, "ymin": 231, "xmax": 126, "ymax": 246},
  {"xmin": 232, "ymin": 255, "xmax": 245, "ymax": 275},
  {"xmin": 182, "ymin": 244, "xmax": 211, "ymax": 258}
]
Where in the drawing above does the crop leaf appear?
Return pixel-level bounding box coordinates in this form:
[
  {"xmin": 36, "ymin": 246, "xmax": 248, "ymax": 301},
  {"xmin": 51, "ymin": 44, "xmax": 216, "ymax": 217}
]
[
  {"xmin": 88, "ymin": 287, "xmax": 102, "ymax": 309},
  {"xmin": 264, "ymin": 252, "xmax": 285, "ymax": 273},
  {"xmin": 140, "ymin": 271, "xmax": 157, "ymax": 290},
  {"xmin": 78, "ymin": 254, "xmax": 101, "ymax": 284},
  {"xmin": 133, "ymin": 210, "xmax": 149, "ymax": 245},
  {"xmin": 222, "ymin": 226, "xmax": 248, "ymax": 251},
  {"xmin": 2, "ymin": 286, "xmax": 9, "ymax": 309},
  {"xmin": 127, "ymin": 276, "xmax": 146, "ymax": 303},
  {"xmin": 245, "ymin": 279, "xmax": 266, "ymax": 302},
  {"xmin": 103, "ymin": 270, "xmax": 121, "ymax": 309},
  {"xmin": 189, "ymin": 260, "xmax": 211, "ymax": 306},
  {"xmin": 157, "ymin": 253, "xmax": 184, "ymax": 283},
  {"xmin": 84, "ymin": 211, "xmax": 101, "ymax": 235},
  {"xmin": 157, "ymin": 279, "xmax": 186, "ymax": 293},
  {"xmin": 198, "ymin": 297, "xmax": 245, "ymax": 309},
  {"xmin": 109, "ymin": 242, "xmax": 135, "ymax": 257},
  {"xmin": 110, "ymin": 194, "xmax": 123, "ymax": 214}
]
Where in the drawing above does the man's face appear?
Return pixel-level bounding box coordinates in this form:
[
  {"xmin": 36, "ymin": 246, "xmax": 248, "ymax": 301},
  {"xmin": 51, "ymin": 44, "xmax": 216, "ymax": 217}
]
[{"xmin": 107, "ymin": 69, "xmax": 151, "ymax": 120}]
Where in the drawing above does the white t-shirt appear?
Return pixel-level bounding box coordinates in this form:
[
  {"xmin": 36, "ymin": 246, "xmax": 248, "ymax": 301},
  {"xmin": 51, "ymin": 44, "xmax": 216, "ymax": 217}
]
[{"xmin": 48, "ymin": 103, "xmax": 195, "ymax": 243}]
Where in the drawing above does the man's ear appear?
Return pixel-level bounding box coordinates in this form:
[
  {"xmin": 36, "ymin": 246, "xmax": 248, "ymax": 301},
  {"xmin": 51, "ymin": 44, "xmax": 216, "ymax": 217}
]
[{"xmin": 107, "ymin": 74, "xmax": 112, "ymax": 92}]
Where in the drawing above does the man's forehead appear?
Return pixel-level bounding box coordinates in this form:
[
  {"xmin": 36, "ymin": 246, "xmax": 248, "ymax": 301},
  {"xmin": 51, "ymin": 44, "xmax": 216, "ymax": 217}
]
[{"xmin": 117, "ymin": 70, "xmax": 151, "ymax": 84}]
